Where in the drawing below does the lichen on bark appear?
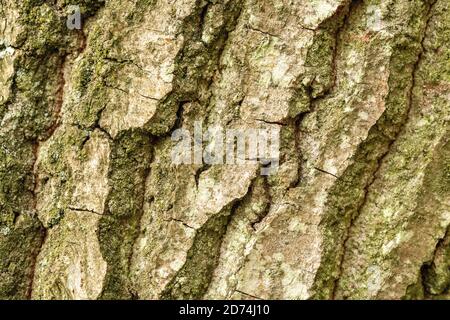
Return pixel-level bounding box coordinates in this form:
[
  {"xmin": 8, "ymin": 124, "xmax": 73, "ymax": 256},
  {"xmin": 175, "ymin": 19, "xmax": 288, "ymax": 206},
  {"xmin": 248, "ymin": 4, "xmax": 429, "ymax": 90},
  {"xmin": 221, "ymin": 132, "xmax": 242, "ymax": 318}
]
[{"xmin": 0, "ymin": 0, "xmax": 449, "ymax": 300}]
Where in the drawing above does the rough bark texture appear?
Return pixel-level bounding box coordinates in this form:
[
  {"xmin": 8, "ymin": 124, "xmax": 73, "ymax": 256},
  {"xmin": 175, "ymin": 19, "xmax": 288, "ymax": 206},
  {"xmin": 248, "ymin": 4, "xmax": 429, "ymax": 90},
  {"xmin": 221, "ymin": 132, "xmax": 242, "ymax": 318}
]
[{"xmin": 0, "ymin": 0, "xmax": 449, "ymax": 300}]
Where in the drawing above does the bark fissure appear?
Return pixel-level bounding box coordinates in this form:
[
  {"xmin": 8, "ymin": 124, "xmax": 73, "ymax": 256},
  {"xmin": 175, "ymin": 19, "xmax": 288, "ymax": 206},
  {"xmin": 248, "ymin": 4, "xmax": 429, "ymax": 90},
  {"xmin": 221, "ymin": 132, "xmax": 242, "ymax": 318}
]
[
  {"xmin": 329, "ymin": 0, "xmax": 439, "ymax": 299},
  {"xmin": 161, "ymin": 176, "xmax": 257, "ymax": 300},
  {"xmin": 234, "ymin": 289, "xmax": 264, "ymax": 300},
  {"xmin": 25, "ymin": 2, "xmax": 107, "ymax": 297}
]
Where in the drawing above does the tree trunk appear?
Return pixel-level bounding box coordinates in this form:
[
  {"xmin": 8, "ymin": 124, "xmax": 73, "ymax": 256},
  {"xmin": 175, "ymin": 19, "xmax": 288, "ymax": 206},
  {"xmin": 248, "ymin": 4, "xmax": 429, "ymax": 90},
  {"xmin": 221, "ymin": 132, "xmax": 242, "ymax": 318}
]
[{"xmin": 0, "ymin": 0, "xmax": 449, "ymax": 300}]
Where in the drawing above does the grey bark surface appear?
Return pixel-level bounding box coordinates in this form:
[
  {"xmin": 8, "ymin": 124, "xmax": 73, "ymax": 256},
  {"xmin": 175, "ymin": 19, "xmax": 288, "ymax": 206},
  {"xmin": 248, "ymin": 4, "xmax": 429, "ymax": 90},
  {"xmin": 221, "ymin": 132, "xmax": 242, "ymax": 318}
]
[{"xmin": 0, "ymin": 0, "xmax": 449, "ymax": 299}]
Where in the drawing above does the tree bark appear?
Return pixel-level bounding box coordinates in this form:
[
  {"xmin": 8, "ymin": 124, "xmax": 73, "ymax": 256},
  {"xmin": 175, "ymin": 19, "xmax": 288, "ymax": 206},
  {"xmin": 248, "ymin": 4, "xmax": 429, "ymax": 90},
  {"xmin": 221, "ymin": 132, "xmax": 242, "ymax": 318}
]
[{"xmin": 0, "ymin": 0, "xmax": 448, "ymax": 300}]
